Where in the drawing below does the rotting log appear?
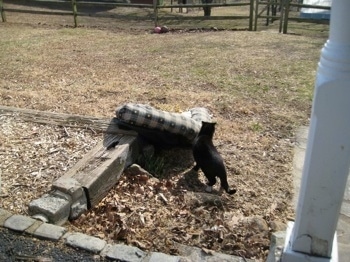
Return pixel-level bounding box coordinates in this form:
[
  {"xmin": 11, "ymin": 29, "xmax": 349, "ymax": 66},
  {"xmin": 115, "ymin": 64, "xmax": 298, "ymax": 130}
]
[{"xmin": 0, "ymin": 105, "xmax": 137, "ymax": 136}]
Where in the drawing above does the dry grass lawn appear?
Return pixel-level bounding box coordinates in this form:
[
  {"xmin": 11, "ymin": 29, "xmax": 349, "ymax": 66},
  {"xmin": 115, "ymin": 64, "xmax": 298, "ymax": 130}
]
[{"xmin": 0, "ymin": 3, "xmax": 329, "ymax": 261}]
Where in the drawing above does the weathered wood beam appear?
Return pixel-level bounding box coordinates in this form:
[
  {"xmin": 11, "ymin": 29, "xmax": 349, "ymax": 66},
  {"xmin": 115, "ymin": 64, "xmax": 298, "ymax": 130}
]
[
  {"xmin": 57, "ymin": 135, "xmax": 139, "ymax": 208},
  {"xmin": 0, "ymin": 105, "xmax": 137, "ymax": 136},
  {"xmin": 31, "ymin": 134, "xmax": 139, "ymax": 224}
]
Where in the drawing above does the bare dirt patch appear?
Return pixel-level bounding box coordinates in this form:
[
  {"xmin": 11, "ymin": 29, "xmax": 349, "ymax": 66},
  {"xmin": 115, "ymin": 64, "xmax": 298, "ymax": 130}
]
[{"xmin": 0, "ymin": 5, "xmax": 329, "ymax": 260}]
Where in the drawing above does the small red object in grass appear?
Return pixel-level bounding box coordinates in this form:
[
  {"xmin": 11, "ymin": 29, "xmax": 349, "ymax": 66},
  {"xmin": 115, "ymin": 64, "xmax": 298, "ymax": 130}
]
[{"xmin": 154, "ymin": 27, "xmax": 162, "ymax": 33}]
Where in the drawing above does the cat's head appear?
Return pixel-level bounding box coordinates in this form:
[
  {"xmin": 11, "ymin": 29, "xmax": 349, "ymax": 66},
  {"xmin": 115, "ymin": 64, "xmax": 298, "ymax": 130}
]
[{"xmin": 198, "ymin": 121, "xmax": 216, "ymax": 137}]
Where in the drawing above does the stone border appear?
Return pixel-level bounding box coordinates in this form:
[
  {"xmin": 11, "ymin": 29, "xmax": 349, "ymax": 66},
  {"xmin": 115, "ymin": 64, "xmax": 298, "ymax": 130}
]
[{"xmin": 0, "ymin": 208, "xmax": 251, "ymax": 262}]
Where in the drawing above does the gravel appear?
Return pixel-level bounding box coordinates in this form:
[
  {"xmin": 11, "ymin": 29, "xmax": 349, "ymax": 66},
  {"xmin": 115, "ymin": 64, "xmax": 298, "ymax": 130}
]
[{"xmin": 0, "ymin": 227, "xmax": 107, "ymax": 262}]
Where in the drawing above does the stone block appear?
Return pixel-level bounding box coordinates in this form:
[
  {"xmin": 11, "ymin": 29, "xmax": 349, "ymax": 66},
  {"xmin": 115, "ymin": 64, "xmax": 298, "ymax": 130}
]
[
  {"xmin": 104, "ymin": 244, "xmax": 146, "ymax": 261},
  {"xmin": 51, "ymin": 190, "xmax": 72, "ymax": 202},
  {"xmin": 340, "ymin": 201, "xmax": 350, "ymax": 217},
  {"xmin": 69, "ymin": 193, "xmax": 88, "ymax": 220},
  {"xmin": 28, "ymin": 194, "xmax": 71, "ymax": 225},
  {"xmin": 266, "ymin": 231, "xmax": 286, "ymax": 262},
  {"xmin": 338, "ymin": 242, "xmax": 350, "ymax": 262},
  {"xmin": 147, "ymin": 252, "xmax": 181, "ymax": 262},
  {"xmin": 174, "ymin": 242, "xmax": 252, "ymax": 262},
  {"xmin": 64, "ymin": 232, "xmax": 106, "ymax": 254},
  {"xmin": 4, "ymin": 215, "xmax": 36, "ymax": 232},
  {"xmin": 0, "ymin": 208, "xmax": 12, "ymax": 226},
  {"xmin": 34, "ymin": 222, "xmax": 67, "ymax": 241},
  {"xmin": 25, "ymin": 219, "xmax": 44, "ymax": 234},
  {"xmin": 52, "ymin": 177, "xmax": 84, "ymax": 203}
]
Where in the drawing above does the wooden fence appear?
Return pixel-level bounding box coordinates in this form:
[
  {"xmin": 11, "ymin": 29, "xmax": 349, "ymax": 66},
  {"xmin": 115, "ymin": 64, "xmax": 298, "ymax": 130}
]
[
  {"xmin": 254, "ymin": 0, "xmax": 330, "ymax": 33},
  {"xmin": 0, "ymin": 0, "xmax": 254, "ymax": 29},
  {"xmin": 280, "ymin": 0, "xmax": 330, "ymax": 33},
  {"xmin": 0, "ymin": 0, "xmax": 330, "ymax": 33},
  {"xmin": 254, "ymin": 0, "xmax": 280, "ymax": 30}
]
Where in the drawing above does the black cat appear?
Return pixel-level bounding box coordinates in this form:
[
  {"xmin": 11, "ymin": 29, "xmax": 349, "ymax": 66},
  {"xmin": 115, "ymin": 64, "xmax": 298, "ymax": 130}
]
[{"xmin": 192, "ymin": 122, "xmax": 236, "ymax": 195}]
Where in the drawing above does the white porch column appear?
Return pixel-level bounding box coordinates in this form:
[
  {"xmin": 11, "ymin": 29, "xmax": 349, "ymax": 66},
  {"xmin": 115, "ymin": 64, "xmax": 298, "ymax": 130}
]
[{"xmin": 282, "ymin": 0, "xmax": 350, "ymax": 261}]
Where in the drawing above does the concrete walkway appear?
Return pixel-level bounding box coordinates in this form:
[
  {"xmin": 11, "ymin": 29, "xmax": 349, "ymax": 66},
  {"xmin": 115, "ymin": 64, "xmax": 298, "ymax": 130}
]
[
  {"xmin": 268, "ymin": 126, "xmax": 350, "ymax": 261},
  {"xmin": 293, "ymin": 126, "xmax": 350, "ymax": 261}
]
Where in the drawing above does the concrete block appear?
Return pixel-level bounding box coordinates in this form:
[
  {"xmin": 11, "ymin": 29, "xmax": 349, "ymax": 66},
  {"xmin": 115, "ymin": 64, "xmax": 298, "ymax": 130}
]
[
  {"xmin": 343, "ymin": 174, "xmax": 350, "ymax": 201},
  {"xmin": 52, "ymin": 177, "xmax": 84, "ymax": 203},
  {"xmin": 173, "ymin": 243, "xmax": 203, "ymax": 262},
  {"xmin": 51, "ymin": 190, "xmax": 72, "ymax": 202},
  {"xmin": 207, "ymin": 252, "xmax": 249, "ymax": 262},
  {"xmin": 147, "ymin": 252, "xmax": 181, "ymax": 262},
  {"xmin": 69, "ymin": 193, "xmax": 88, "ymax": 220},
  {"xmin": 64, "ymin": 232, "xmax": 106, "ymax": 254},
  {"xmin": 0, "ymin": 208, "xmax": 12, "ymax": 226},
  {"xmin": 25, "ymin": 219, "xmax": 44, "ymax": 234},
  {"xmin": 34, "ymin": 222, "xmax": 67, "ymax": 241},
  {"xmin": 174, "ymin": 242, "xmax": 252, "ymax": 262},
  {"xmin": 104, "ymin": 244, "xmax": 146, "ymax": 261},
  {"xmin": 340, "ymin": 201, "xmax": 350, "ymax": 217},
  {"xmin": 28, "ymin": 194, "xmax": 71, "ymax": 225},
  {"xmin": 4, "ymin": 215, "xmax": 36, "ymax": 232},
  {"xmin": 337, "ymin": 215, "xmax": 350, "ymax": 247},
  {"xmin": 266, "ymin": 231, "xmax": 286, "ymax": 262},
  {"xmin": 338, "ymin": 242, "xmax": 350, "ymax": 262},
  {"xmin": 31, "ymin": 214, "xmax": 49, "ymax": 223}
]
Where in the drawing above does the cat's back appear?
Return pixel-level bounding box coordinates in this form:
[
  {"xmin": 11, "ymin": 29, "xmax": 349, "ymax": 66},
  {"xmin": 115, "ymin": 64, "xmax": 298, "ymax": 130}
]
[{"xmin": 193, "ymin": 134, "xmax": 222, "ymax": 164}]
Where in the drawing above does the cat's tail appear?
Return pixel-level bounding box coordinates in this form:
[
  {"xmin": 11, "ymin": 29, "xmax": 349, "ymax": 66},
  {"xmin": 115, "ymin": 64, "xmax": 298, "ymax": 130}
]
[{"xmin": 221, "ymin": 180, "xmax": 237, "ymax": 195}]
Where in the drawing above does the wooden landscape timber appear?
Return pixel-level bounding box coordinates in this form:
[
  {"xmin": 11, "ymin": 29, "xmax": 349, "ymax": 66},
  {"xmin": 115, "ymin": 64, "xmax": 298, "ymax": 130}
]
[
  {"xmin": 1, "ymin": 105, "xmax": 140, "ymax": 223},
  {"xmin": 56, "ymin": 134, "xmax": 139, "ymax": 208},
  {"xmin": 0, "ymin": 105, "xmax": 137, "ymax": 136}
]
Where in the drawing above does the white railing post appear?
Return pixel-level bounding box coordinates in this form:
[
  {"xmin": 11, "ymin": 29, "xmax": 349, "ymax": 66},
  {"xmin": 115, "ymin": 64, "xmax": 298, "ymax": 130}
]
[{"xmin": 282, "ymin": 0, "xmax": 350, "ymax": 261}]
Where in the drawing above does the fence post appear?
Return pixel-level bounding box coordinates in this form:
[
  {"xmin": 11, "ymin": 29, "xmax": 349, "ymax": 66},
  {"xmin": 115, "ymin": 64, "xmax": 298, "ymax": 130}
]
[
  {"xmin": 266, "ymin": 0, "xmax": 270, "ymax": 26},
  {"xmin": 254, "ymin": 0, "xmax": 259, "ymax": 31},
  {"xmin": 0, "ymin": 0, "xmax": 6, "ymax": 22},
  {"xmin": 71, "ymin": 0, "xmax": 78, "ymax": 28},
  {"xmin": 153, "ymin": 0, "xmax": 158, "ymax": 27},
  {"xmin": 282, "ymin": 0, "xmax": 290, "ymax": 33},
  {"xmin": 279, "ymin": 0, "xmax": 284, "ymax": 33},
  {"xmin": 248, "ymin": 0, "xmax": 254, "ymax": 31}
]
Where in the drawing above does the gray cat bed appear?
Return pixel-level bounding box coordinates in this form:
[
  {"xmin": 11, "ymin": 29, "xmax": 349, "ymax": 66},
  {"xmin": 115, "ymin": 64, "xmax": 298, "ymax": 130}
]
[{"xmin": 115, "ymin": 103, "xmax": 211, "ymax": 147}]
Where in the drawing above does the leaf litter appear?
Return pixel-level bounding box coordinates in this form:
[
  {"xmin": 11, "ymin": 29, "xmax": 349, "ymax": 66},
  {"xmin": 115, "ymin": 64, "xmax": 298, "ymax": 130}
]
[{"xmin": 0, "ymin": 111, "xmax": 294, "ymax": 261}]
